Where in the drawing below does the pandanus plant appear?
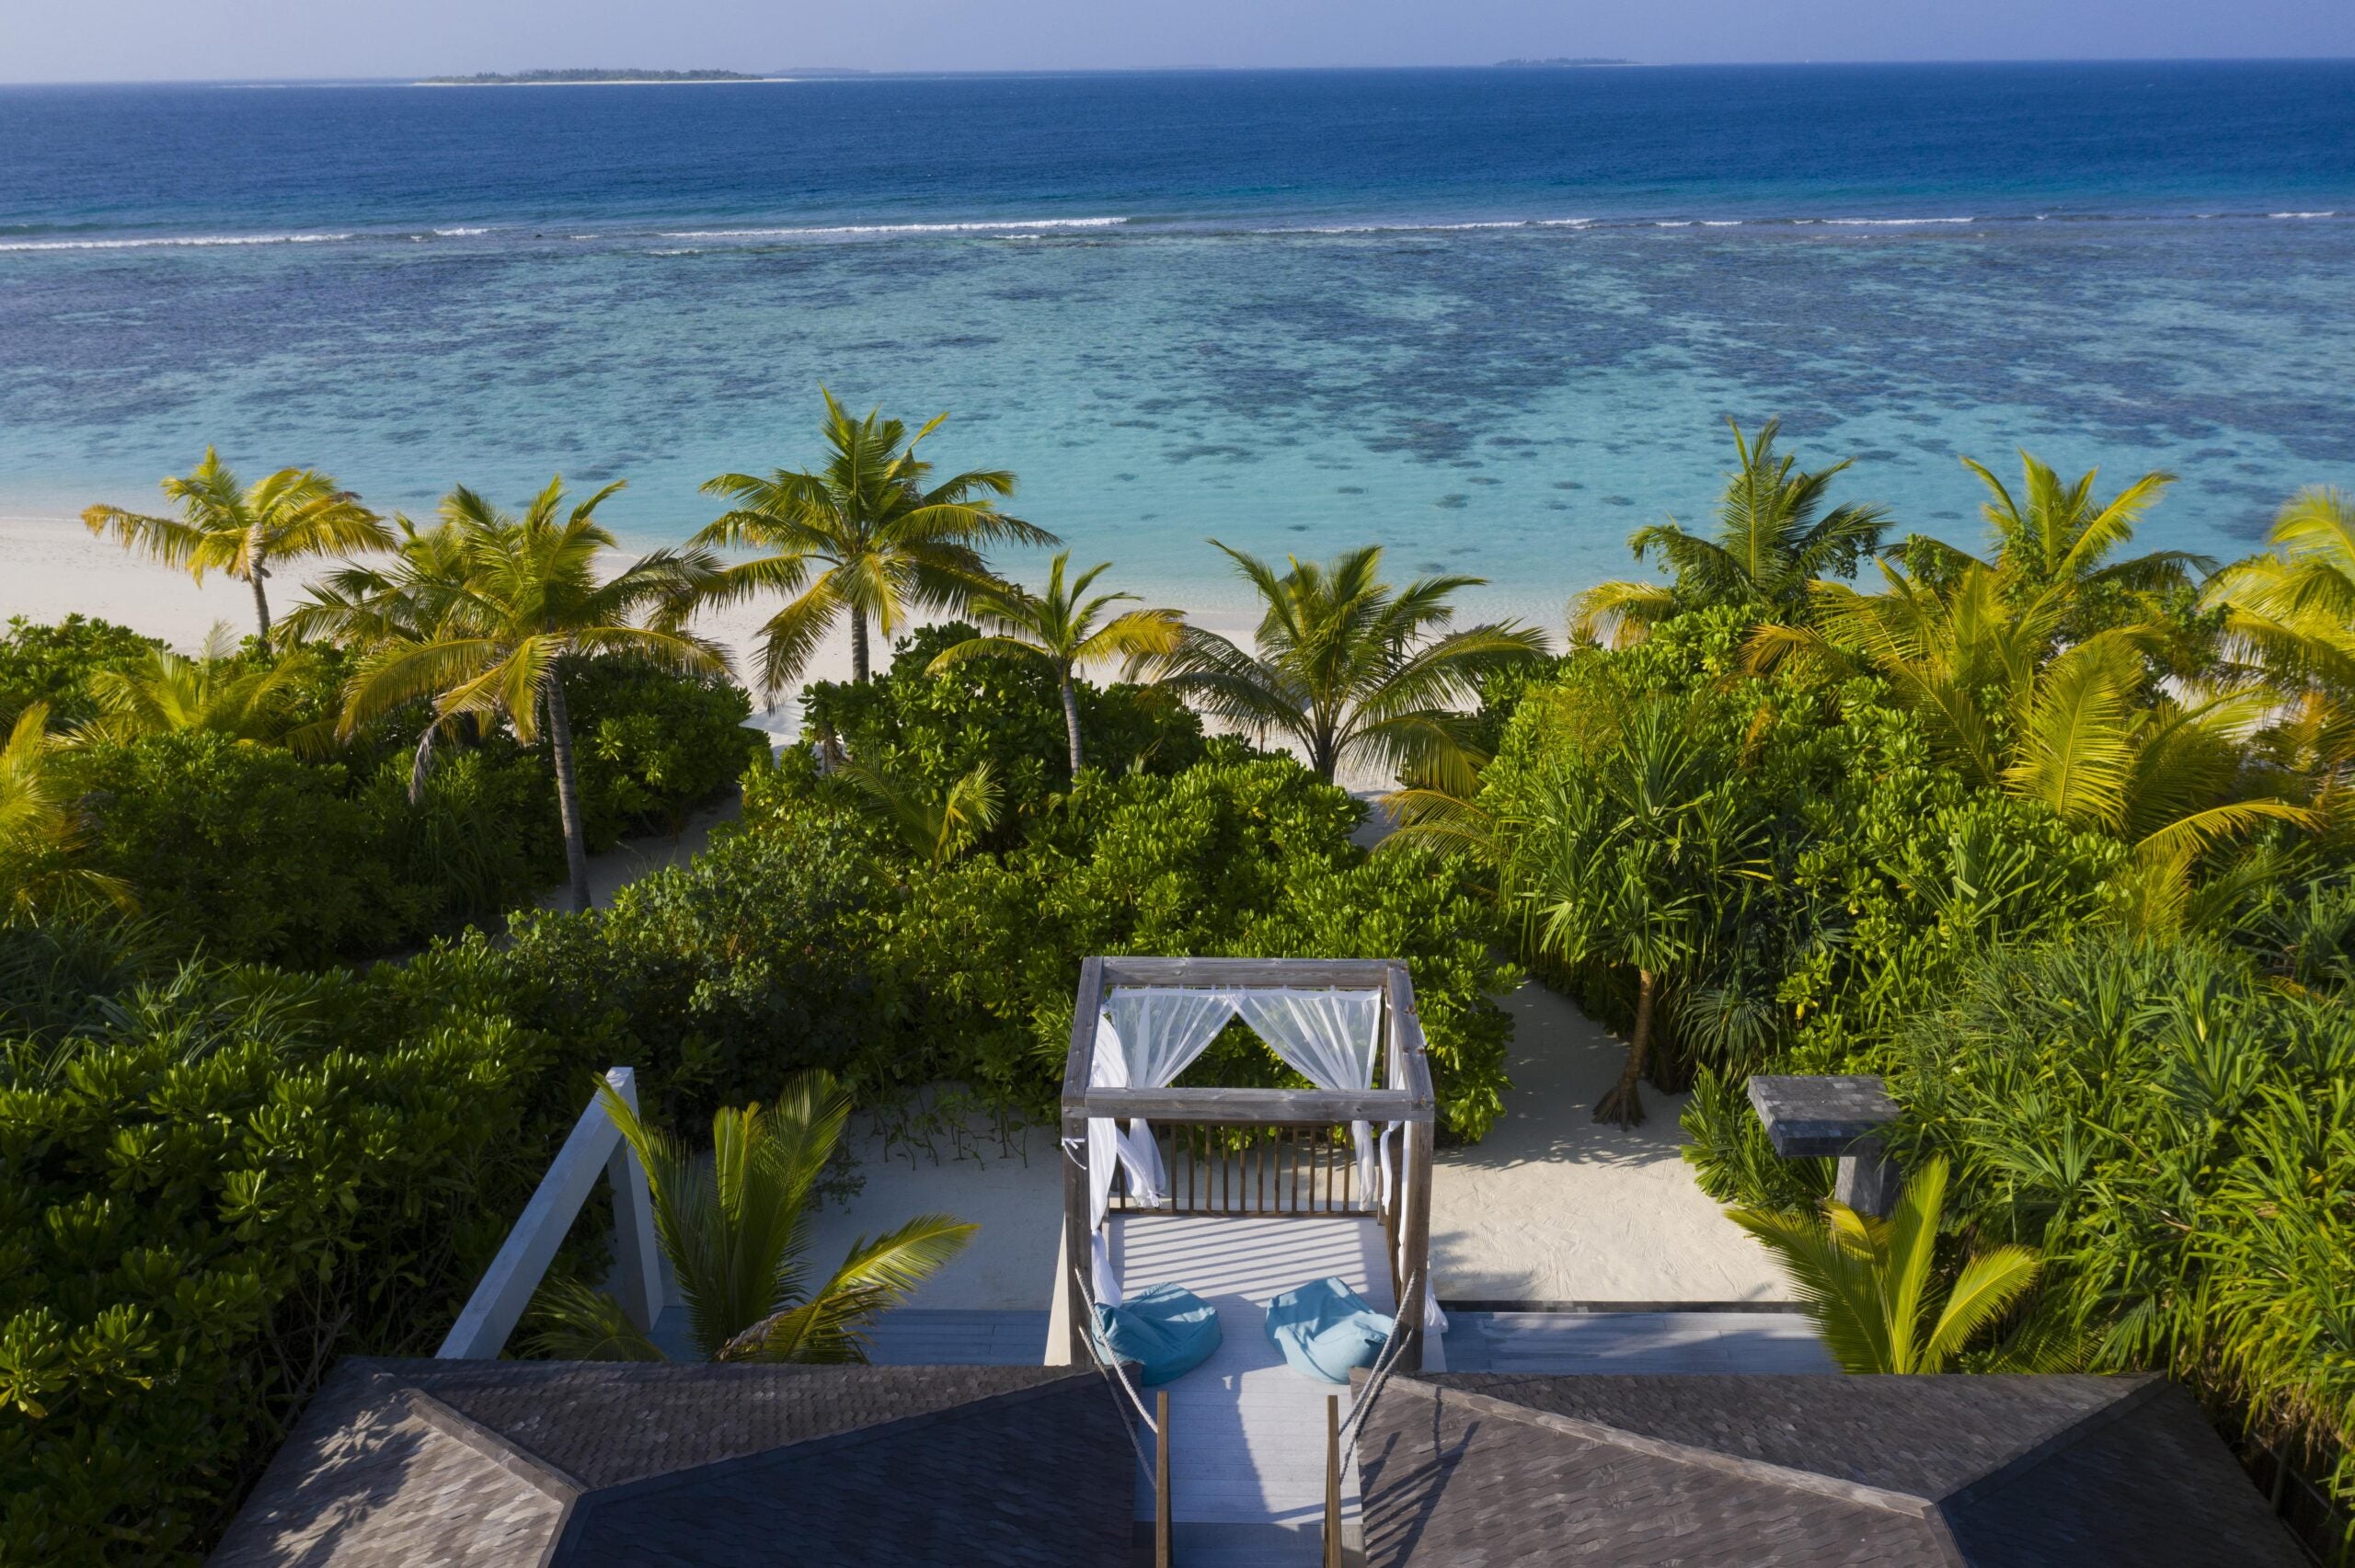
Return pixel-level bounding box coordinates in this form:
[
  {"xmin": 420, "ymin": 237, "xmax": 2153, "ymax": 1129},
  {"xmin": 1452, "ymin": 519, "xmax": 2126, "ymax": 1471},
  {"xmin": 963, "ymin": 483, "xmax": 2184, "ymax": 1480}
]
[
  {"xmin": 529, "ymin": 1070, "xmax": 975, "ymax": 1363},
  {"xmin": 1509, "ymin": 704, "xmax": 1769, "ymax": 1127}
]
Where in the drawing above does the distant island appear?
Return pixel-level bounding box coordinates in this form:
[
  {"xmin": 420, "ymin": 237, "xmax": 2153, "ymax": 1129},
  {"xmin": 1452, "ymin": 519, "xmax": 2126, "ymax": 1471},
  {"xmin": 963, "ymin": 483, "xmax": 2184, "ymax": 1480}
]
[
  {"xmin": 1494, "ymin": 58, "xmax": 1635, "ymax": 68},
  {"xmin": 416, "ymin": 68, "xmax": 868, "ymax": 86}
]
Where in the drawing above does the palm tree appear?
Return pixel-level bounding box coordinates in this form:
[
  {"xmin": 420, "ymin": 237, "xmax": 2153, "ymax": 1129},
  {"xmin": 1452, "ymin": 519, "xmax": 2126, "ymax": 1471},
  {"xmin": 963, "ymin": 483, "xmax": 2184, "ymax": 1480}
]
[
  {"xmin": 1957, "ymin": 451, "xmax": 2211, "ymax": 601},
  {"xmin": 337, "ymin": 478, "xmax": 728, "ymax": 912},
  {"xmin": 925, "ymin": 552, "xmax": 1185, "ymax": 774},
  {"xmin": 1159, "ymin": 543, "xmax": 1547, "ymax": 788},
  {"xmin": 837, "ymin": 757, "xmax": 1003, "ymax": 867},
  {"xmin": 0, "ymin": 704, "xmax": 132, "ymax": 927},
  {"xmin": 529, "ymin": 1070, "xmax": 974, "ymax": 1362},
  {"xmin": 1893, "ymin": 452, "xmax": 2211, "ymax": 645},
  {"xmin": 73, "ymin": 625, "xmax": 319, "ymax": 749},
  {"xmin": 1509, "ymin": 705, "xmax": 1769, "ymax": 1126},
  {"xmin": 281, "ymin": 513, "xmax": 474, "ymax": 648},
  {"xmin": 690, "ymin": 390, "xmax": 1060, "ymax": 694},
  {"xmin": 83, "ymin": 448, "xmax": 391, "ymax": 642},
  {"xmin": 1728, "ymin": 1156, "xmax": 2041, "ymax": 1374},
  {"xmin": 2205, "ymin": 486, "xmax": 2355, "ymax": 783},
  {"xmin": 1750, "ymin": 562, "xmax": 2315, "ymax": 864},
  {"xmin": 1568, "ymin": 418, "xmax": 1888, "ymax": 648}
]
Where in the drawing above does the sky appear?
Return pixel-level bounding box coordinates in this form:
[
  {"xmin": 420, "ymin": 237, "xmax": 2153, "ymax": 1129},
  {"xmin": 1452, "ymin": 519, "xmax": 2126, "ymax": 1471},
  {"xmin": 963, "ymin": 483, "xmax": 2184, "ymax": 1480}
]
[{"xmin": 0, "ymin": 0, "xmax": 2350, "ymax": 84}]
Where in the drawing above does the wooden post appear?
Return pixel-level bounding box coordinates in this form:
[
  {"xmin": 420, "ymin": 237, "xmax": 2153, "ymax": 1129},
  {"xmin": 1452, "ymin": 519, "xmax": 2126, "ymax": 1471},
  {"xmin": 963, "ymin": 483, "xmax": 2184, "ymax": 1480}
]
[
  {"xmin": 1399, "ymin": 1117, "xmax": 1433, "ymax": 1372},
  {"xmin": 1063, "ymin": 958, "xmax": 1105, "ymax": 1364},
  {"xmin": 440, "ymin": 1066, "xmax": 638, "ymax": 1359},
  {"xmin": 603, "ymin": 1068, "xmax": 662, "ymax": 1333},
  {"xmin": 1062, "ymin": 1110, "xmax": 1093, "ymax": 1364},
  {"xmin": 1156, "ymin": 1389, "xmax": 1173, "ymax": 1568},
  {"xmin": 1324, "ymin": 1393, "xmax": 1343, "ymax": 1568}
]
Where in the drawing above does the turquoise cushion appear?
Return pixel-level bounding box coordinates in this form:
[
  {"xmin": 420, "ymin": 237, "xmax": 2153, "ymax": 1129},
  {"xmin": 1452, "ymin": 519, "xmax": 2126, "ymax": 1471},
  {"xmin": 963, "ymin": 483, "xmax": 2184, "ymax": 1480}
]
[
  {"xmin": 1265, "ymin": 1276, "xmax": 1393, "ymax": 1384},
  {"xmin": 1093, "ymin": 1282, "xmax": 1223, "ymax": 1386}
]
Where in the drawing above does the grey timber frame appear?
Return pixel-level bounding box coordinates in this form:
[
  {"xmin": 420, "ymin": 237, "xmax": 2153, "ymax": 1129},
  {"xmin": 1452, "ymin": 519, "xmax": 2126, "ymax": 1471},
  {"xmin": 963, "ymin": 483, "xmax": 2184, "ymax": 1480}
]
[
  {"xmin": 1060, "ymin": 956, "xmax": 1438, "ymax": 1369},
  {"xmin": 1747, "ymin": 1073, "xmax": 1904, "ymax": 1218}
]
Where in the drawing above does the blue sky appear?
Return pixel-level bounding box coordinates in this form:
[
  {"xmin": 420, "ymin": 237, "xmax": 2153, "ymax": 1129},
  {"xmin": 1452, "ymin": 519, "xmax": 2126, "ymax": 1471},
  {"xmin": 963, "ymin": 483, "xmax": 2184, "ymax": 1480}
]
[{"xmin": 3, "ymin": 0, "xmax": 2350, "ymax": 84}]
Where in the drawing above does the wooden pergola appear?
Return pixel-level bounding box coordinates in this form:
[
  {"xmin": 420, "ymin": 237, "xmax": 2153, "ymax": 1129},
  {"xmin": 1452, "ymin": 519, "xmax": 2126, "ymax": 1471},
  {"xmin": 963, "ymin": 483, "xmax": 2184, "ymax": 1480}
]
[{"xmin": 1059, "ymin": 956, "xmax": 1438, "ymax": 1369}]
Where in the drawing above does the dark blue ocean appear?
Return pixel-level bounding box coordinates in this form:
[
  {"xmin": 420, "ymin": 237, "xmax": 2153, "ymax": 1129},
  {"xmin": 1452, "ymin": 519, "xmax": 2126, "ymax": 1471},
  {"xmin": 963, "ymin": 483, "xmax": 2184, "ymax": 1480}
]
[{"xmin": 5, "ymin": 63, "xmax": 2354, "ymax": 618}]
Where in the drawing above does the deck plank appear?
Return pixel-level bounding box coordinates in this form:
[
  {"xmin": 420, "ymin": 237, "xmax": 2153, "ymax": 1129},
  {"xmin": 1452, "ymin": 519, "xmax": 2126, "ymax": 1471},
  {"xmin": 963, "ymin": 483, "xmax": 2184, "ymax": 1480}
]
[{"xmin": 1111, "ymin": 1213, "xmax": 1394, "ymax": 1528}]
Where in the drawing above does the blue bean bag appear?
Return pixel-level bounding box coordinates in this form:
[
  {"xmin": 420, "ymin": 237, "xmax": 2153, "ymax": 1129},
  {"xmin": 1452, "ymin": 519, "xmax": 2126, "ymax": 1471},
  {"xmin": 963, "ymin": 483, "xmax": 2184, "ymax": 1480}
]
[
  {"xmin": 1265, "ymin": 1276, "xmax": 1393, "ymax": 1384},
  {"xmin": 1093, "ymin": 1282, "xmax": 1223, "ymax": 1386}
]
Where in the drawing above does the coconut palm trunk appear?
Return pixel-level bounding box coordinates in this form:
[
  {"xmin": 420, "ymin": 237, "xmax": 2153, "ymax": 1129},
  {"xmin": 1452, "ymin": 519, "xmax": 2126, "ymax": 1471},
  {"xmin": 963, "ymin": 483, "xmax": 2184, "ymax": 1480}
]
[
  {"xmin": 1597, "ymin": 967, "xmax": 1657, "ymax": 1126},
  {"xmin": 544, "ymin": 667, "xmax": 594, "ymax": 911},
  {"xmin": 850, "ymin": 609, "xmax": 871, "ymax": 684},
  {"xmin": 1058, "ymin": 669, "xmax": 1085, "ymax": 773},
  {"xmin": 247, "ymin": 528, "xmax": 273, "ymax": 641}
]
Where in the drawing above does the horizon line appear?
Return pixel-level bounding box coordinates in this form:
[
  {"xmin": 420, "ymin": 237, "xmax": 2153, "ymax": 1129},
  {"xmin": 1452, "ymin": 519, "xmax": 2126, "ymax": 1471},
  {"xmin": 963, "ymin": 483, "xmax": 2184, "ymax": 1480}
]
[{"xmin": 6, "ymin": 55, "xmax": 2355, "ymax": 89}]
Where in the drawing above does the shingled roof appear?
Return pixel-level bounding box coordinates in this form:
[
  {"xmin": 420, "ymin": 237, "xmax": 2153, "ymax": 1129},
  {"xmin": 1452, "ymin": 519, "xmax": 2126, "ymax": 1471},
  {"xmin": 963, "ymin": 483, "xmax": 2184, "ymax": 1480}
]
[
  {"xmin": 210, "ymin": 1358, "xmax": 1135, "ymax": 1567},
  {"xmin": 1355, "ymin": 1372, "xmax": 2303, "ymax": 1566}
]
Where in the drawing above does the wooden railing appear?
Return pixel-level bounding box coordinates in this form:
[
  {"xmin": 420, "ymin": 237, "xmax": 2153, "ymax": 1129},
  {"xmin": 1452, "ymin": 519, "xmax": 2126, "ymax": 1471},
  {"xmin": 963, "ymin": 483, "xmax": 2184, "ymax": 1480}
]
[
  {"xmin": 437, "ymin": 1066, "xmax": 661, "ymax": 1359},
  {"xmin": 1107, "ymin": 1121, "xmax": 1369, "ymax": 1217}
]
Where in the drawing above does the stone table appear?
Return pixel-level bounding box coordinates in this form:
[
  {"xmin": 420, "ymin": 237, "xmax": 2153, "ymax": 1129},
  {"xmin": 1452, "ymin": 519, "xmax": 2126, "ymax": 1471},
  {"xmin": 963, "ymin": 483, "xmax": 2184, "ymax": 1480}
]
[{"xmin": 1746, "ymin": 1074, "xmax": 1903, "ymax": 1216}]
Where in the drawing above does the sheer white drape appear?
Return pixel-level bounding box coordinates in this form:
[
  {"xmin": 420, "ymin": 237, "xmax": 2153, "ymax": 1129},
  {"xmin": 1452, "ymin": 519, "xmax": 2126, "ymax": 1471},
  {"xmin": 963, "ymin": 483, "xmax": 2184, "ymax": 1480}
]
[
  {"xmin": 1234, "ymin": 988, "xmax": 1387, "ymax": 1208},
  {"xmin": 1086, "ymin": 987, "xmax": 1238, "ymax": 1301}
]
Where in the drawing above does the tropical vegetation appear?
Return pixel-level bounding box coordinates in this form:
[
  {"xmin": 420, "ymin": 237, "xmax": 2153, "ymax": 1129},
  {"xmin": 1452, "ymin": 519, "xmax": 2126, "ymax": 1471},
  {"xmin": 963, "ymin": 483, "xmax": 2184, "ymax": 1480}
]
[
  {"xmin": 1729, "ymin": 1157, "xmax": 2043, "ymax": 1374},
  {"xmin": 1474, "ymin": 443, "xmax": 2355, "ymax": 1541},
  {"xmin": 530, "ymin": 1071, "xmax": 974, "ymax": 1362},
  {"xmin": 1161, "ymin": 542, "xmax": 1547, "ymax": 787},
  {"xmin": 333, "ymin": 478, "xmax": 730, "ymax": 911},
  {"xmin": 8, "ymin": 411, "xmax": 2353, "ymax": 1560},
  {"xmin": 926, "ymin": 550, "xmax": 1185, "ymax": 773}
]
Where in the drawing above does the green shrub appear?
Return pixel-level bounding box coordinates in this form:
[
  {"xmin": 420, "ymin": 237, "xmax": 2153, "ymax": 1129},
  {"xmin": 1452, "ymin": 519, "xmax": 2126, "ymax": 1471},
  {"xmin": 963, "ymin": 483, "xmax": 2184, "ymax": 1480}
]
[
  {"xmin": 0, "ymin": 616, "xmax": 163, "ymax": 730},
  {"xmin": 564, "ymin": 660, "xmax": 770, "ymax": 840},
  {"xmin": 498, "ymin": 814, "xmax": 902, "ymax": 1123},
  {"xmin": 801, "ymin": 623, "xmax": 1206, "ymax": 806},
  {"xmin": 886, "ymin": 754, "xmax": 1517, "ymax": 1138},
  {"xmin": 64, "ymin": 733, "xmax": 405, "ymax": 965},
  {"xmin": 0, "ymin": 947, "xmax": 602, "ymax": 1563}
]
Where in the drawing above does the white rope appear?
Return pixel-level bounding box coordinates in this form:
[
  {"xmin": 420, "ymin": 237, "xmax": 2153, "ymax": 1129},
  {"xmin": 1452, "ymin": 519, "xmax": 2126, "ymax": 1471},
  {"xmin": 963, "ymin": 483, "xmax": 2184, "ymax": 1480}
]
[
  {"xmin": 1073, "ymin": 1264, "xmax": 1159, "ymax": 1436},
  {"xmin": 1069, "ymin": 1266, "xmax": 1158, "ymax": 1483},
  {"xmin": 1338, "ymin": 1265, "xmax": 1424, "ymax": 1450}
]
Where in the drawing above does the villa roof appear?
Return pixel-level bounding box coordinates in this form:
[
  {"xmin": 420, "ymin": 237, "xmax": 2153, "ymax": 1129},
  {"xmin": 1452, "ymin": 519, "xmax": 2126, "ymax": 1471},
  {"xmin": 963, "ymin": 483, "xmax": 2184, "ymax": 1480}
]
[
  {"xmin": 209, "ymin": 1358, "xmax": 1135, "ymax": 1567},
  {"xmin": 1355, "ymin": 1372, "xmax": 2303, "ymax": 1567}
]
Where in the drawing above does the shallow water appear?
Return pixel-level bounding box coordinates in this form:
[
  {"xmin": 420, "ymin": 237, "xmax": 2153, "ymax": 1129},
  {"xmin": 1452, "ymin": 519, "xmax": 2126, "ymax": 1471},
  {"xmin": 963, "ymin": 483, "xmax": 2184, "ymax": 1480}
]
[{"xmin": 5, "ymin": 64, "xmax": 2352, "ymax": 619}]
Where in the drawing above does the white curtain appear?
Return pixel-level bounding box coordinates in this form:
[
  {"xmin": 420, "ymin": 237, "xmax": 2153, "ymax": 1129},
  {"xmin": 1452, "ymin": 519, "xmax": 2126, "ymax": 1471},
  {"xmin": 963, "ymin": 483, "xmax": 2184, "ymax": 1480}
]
[
  {"xmin": 1087, "ymin": 987, "xmax": 1237, "ymax": 1301},
  {"xmin": 1235, "ymin": 988, "xmax": 1386, "ymax": 1209}
]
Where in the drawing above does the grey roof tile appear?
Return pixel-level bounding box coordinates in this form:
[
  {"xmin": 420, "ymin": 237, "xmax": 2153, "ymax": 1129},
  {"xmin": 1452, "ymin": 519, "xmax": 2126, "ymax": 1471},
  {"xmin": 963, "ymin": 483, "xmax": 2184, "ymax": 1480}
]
[
  {"xmin": 211, "ymin": 1359, "xmax": 1135, "ymax": 1567},
  {"xmin": 1357, "ymin": 1373, "xmax": 2306, "ymax": 1567}
]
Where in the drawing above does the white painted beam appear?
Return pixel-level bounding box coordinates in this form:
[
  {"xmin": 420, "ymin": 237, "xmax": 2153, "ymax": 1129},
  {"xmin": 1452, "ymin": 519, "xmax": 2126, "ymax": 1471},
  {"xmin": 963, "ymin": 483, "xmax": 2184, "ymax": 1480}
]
[{"xmin": 437, "ymin": 1066, "xmax": 646, "ymax": 1359}]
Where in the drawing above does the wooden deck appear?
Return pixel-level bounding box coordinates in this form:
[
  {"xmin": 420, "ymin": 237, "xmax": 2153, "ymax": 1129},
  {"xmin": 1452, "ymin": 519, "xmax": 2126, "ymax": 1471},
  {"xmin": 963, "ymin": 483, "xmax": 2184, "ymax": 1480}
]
[{"xmin": 1109, "ymin": 1211, "xmax": 1405, "ymax": 1540}]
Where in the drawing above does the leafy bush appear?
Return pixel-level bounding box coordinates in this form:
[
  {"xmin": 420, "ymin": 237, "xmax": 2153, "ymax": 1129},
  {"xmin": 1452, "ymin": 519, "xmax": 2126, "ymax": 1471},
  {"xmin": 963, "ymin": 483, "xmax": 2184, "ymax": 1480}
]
[
  {"xmin": 883, "ymin": 753, "xmax": 1517, "ymax": 1139},
  {"xmin": 564, "ymin": 659, "xmax": 770, "ymax": 840},
  {"xmin": 498, "ymin": 813, "xmax": 902, "ymax": 1124},
  {"xmin": 801, "ymin": 622, "xmax": 1206, "ymax": 805},
  {"xmin": 0, "ymin": 944, "xmax": 603, "ymax": 1563},
  {"xmin": 64, "ymin": 734, "xmax": 402, "ymax": 965},
  {"xmin": 0, "ymin": 616, "xmax": 163, "ymax": 729},
  {"xmin": 1483, "ymin": 608, "xmax": 2120, "ymax": 1087},
  {"xmin": 3, "ymin": 614, "xmax": 771, "ymax": 967}
]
